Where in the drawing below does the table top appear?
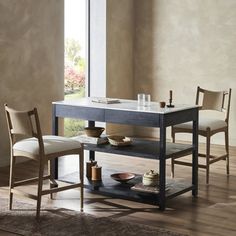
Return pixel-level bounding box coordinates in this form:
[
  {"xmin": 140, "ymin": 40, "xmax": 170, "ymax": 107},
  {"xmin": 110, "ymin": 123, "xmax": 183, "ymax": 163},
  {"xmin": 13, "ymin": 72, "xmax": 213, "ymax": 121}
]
[{"xmin": 53, "ymin": 97, "xmax": 198, "ymax": 114}]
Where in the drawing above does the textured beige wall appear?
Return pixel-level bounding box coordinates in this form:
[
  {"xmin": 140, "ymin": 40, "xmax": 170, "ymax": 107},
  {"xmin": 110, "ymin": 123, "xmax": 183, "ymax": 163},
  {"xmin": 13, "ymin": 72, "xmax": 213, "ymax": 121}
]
[
  {"xmin": 134, "ymin": 0, "xmax": 236, "ymax": 145},
  {"xmin": 106, "ymin": 0, "xmax": 135, "ymax": 135},
  {"xmin": 0, "ymin": 0, "xmax": 64, "ymax": 166},
  {"xmin": 107, "ymin": 0, "xmax": 134, "ymax": 99}
]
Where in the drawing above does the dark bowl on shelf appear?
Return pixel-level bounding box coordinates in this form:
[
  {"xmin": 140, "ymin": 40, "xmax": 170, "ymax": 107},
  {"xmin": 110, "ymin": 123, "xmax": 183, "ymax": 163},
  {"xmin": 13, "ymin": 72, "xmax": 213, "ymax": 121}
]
[
  {"xmin": 110, "ymin": 172, "xmax": 135, "ymax": 183},
  {"xmin": 84, "ymin": 127, "xmax": 105, "ymax": 137}
]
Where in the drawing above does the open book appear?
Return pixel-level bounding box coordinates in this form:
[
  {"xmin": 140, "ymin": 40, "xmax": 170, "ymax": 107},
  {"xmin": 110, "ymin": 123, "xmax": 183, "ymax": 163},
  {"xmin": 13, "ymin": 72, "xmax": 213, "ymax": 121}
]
[{"xmin": 91, "ymin": 97, "xmax": 120, "ymax": 104}]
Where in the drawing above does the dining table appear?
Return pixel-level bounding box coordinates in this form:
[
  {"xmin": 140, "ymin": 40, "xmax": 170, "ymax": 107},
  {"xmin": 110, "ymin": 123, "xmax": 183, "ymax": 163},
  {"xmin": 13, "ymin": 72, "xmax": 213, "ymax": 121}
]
[{"xmin": 52, "ymin": 97, "xmax": 199, "ymax": 210}]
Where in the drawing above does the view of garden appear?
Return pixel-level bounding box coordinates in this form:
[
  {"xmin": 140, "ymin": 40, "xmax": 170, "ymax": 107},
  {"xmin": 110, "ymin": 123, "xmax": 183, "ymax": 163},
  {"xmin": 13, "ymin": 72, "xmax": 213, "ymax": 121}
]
[
  {"xmin": 64, "ymin": 0, "xmax": 86, "ymax": 137},
  {"xmin": 64, "ymin": 38, "xmax": 85, "ymax": 137}
]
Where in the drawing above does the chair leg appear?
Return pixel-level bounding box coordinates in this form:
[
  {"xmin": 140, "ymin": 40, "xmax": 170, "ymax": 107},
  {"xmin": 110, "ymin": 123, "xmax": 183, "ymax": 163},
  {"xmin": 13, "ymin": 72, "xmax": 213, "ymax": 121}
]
[
  {"xmin": 79, "ymin": 146, "xmax": 84, "ymax": 212},
  {"xmin": 171, "ymin": 128, "xmax": 176, "ymax": 143},
  {"xmin": 36, "ymin": 160, "xmax": 44, "ymax": 219},
  {"xmin": 9, "ymin": 155, "xmax": 16, "ymax": 210},
  {"xmin": 171, "ymin": 130, "xmax": 175, "ymax": 178},
  {"xmin": 48, "ymin": 160, "xmax": 53, "ymax": 199},
  {"xmin": 171, "ymin": 159, "xmax": 175, "ymax": 178},
  {"xmin": 206, "ymin": 132, "xmax": 211, "ymax": 184},
  {"xmin": 225, "ymin": 129, "xmax": 229, "ymax": 175}
]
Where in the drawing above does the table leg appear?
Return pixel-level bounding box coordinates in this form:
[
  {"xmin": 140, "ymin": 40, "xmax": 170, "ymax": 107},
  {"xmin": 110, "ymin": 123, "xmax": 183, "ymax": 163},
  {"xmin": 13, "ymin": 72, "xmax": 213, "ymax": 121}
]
[
  {"xmin": 192, "ymin": 111, "xmax": 199, "ymax": 196},
  {"xmin": 88, "ymin": 121, "xmax": 95, "ymax": 161},
  {"xmin": 52, "ymin": 104, "xmax": 59, "ymax": 181},
  {"xmin": 159, "ymin": 117, "xmax": 166, "ymax": 210}
]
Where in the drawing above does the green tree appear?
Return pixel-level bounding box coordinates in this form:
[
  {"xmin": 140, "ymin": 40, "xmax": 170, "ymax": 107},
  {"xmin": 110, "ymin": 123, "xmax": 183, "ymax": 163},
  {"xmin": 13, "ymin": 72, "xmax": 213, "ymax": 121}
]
[{"xmin": 65, "ymin": 38, "xmax": 81, "ymax": 67}]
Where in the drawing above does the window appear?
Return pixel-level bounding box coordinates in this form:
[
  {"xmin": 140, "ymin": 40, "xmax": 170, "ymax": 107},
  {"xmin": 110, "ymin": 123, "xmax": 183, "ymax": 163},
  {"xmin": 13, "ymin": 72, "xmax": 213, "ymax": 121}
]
[
  {"xmin": 64, "ymin": 0, "xmax": 87, "ymax": 137},
  {"xmin": 59, "ymin": 0, "xmax": 87, "ymax": 181}
]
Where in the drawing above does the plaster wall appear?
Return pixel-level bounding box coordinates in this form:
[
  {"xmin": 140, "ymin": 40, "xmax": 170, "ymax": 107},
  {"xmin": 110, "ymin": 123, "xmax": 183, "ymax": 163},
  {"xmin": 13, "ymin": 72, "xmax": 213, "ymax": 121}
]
[
  {"xmin": 106, "ymin": 0, "xmax": 134, "ymax": 100},
  {"xmin": 134, "ymin": 0, "xmax": 236, "ymax": 145},
  {"xmin": 106, "ymin": 0, "xmax": 134, "ymax": 135},
  {"xmin": 0, "ymin": 0, "xmax": 64, "ymax": 166}
]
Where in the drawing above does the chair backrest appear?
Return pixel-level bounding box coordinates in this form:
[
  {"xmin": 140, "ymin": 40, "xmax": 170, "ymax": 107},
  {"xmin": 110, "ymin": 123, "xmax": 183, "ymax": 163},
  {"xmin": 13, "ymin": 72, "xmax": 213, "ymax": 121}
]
[
  {"xmin": 196, "ymin": 86, "xmax": 232, "ymax": 123},
  {"xmin": 4, "ymin": 104, "xmax": 44, "ymax": 153}
]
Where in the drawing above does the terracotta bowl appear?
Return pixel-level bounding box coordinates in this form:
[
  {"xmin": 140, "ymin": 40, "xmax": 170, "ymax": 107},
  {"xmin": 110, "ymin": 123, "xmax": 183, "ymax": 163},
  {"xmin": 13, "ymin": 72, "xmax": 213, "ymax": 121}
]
[
  {"xmin": 84, "ymin": 127, "xmax": 105, "ymax": 137},
  {"xmin": 110, "ymin": 172, "xmax": 135, "ymax": 183}
]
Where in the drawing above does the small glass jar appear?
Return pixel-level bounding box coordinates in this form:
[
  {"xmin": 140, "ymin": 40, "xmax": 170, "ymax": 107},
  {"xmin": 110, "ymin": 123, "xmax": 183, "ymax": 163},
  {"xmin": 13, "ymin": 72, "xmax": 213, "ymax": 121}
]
[{"xmin": 137, "ymin": 93, "xmax": 151, "ymax": 107}]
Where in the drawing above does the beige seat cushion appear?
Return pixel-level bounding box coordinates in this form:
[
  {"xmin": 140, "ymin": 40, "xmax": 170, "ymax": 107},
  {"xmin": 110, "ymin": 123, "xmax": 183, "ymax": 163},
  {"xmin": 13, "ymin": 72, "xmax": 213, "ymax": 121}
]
[
  {"xmin": 174, "ymin": 116, "xmax": 227, "ymax": 131},
  {"xmin": 13, "ymin": 135, "xmax": 81, "ymax": 156}
]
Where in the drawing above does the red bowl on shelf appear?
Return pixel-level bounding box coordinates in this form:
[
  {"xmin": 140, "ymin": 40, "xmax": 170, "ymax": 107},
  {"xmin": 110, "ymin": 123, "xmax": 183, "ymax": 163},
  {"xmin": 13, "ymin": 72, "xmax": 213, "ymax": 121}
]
[{"xmin": 110, "ymin": 172, "xmax": 135, "ymax": 183}]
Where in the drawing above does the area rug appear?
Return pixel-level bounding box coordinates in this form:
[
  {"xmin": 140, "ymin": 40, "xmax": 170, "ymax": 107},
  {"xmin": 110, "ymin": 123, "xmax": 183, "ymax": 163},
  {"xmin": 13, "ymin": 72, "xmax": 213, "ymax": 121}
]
[{"xmin": 0, "ymin": 198, "xmax": 186, "ymax": 236}]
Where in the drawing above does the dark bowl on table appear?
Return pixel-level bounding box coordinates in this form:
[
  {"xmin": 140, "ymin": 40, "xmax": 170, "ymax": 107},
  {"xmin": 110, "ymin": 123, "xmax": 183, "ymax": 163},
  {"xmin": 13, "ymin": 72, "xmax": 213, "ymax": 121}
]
[
  {"xmin": 84, "ymin": 127, "xmax": 105, "ymax": 137},
  {"xmin": 110, "ymin": 172, "xmax": 135, "ymax": 183}
]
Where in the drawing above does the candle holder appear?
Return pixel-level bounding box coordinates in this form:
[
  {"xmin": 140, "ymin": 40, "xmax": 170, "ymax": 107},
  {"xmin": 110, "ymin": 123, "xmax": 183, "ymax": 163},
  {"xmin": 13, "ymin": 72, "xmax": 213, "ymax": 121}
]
[
  {"xmin": 86, "ymin": 160, "xmax": 97, "ymax": 179},
  {"xmin": 91, "ymin": 164, "xmax": 102, "ymax": 181},
  {"xmin": 167, "ymin": 98, "xmax": 175, "ymax": 108},
  {"xmin": 167, "ymin": 90, "xmax": 175, "ymax": 108}
]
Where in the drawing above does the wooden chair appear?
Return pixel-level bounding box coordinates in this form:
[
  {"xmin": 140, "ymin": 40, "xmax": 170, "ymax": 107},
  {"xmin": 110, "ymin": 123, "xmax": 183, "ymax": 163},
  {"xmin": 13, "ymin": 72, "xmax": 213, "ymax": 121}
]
[
  {"xmin": 171, "ymin": 86, "xmax": 232, "ymax": 184},
  {"xmin": 4, "ymin": 104, "xmax": 84, "ymax": 219}
]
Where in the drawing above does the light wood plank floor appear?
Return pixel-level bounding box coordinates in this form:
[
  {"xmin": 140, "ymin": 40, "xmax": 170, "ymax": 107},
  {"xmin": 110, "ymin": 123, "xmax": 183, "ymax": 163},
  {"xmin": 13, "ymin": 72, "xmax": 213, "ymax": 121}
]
[{"xmin": 0, "ymin": 143, "xmax": 236, "ymax": 236}]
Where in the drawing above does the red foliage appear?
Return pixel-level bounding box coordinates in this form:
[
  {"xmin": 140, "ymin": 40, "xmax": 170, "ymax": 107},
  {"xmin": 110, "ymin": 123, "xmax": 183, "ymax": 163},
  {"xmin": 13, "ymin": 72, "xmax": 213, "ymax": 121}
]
[{"xmin": 65, "ymin": 65, "xmax": 85, "ymax": 90}]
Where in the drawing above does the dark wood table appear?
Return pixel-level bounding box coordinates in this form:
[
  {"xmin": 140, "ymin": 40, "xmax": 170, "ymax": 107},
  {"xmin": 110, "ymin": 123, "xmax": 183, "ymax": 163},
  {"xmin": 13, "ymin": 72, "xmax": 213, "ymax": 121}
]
[{"xmin": 52, "ymin": 98, "xmax": 199, "ymax": 210}]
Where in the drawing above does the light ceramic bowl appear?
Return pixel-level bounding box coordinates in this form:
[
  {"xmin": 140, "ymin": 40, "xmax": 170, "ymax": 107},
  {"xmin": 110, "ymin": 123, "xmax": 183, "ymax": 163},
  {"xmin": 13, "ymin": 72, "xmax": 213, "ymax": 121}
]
[
  {"xmin": 108, "ymin": 135, "xmax": 132, "ymax": 146},
  {"xmin": 84, "ymin": 127, "xmax": 105, "ymax": 137},
  {"xmin": 110, "ymin": 172, "xmax": 135, "ymax": 183}
]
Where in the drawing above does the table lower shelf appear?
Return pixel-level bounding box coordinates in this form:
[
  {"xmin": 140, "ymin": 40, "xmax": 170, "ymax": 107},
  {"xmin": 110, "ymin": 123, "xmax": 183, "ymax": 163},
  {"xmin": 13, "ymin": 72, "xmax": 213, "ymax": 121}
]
[{"xmin": 84, "ymin": 169, "xmax": 195, "ymax": 205}]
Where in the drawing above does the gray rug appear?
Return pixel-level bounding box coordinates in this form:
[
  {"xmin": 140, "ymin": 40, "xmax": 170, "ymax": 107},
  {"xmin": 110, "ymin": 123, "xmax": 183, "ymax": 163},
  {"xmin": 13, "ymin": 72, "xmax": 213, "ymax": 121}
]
[{"xmin": 0, "ymin": 198, "xmax": 186, "ymax": 236}]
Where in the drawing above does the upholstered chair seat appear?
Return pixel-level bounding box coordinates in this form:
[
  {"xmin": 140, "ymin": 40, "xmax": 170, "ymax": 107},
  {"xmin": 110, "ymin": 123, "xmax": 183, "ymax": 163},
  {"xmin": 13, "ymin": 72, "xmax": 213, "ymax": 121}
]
[
  {"xmin": 174, "ymin": 115, "xmax": 227, "ymax": 131},
  {"xmin": 13, "ymin": 135, "xmax": 82, "ymax": 159}
]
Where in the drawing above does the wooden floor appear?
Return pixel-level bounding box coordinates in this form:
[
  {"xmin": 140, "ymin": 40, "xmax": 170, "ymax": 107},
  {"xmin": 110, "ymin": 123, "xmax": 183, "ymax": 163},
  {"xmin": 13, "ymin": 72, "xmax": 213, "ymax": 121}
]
[{"xmin": 0, "ymin": 143, "xmax": 236, "ymax": 236}]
